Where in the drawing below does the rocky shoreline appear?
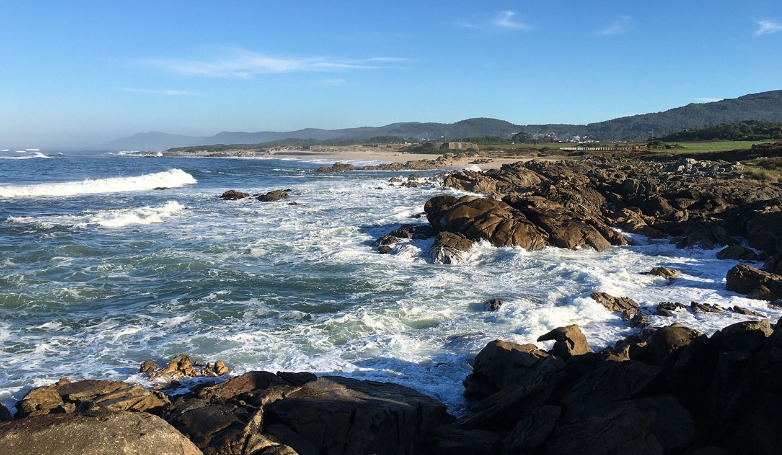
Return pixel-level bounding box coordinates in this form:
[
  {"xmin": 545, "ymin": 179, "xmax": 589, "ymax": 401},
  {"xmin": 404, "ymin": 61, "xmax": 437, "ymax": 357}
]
[{"xmin": 4, "ymin": 145, "xmax": 782, "ymax": 454}]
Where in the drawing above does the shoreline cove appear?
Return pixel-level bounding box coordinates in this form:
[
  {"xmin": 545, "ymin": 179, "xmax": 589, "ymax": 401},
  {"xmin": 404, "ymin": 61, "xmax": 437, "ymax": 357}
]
[{"xmin": 2, "ymin": 146, "xmax": 782, "ymax": 453}]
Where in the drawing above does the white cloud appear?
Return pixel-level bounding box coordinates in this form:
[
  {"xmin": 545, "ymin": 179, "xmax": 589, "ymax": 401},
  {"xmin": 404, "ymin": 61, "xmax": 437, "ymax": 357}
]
[
  {"xmin": 119, "ymin": 87, "xmax": 195, "ymax": 96},
  {"xmin": 696, "ymin": 97, "xmax": 723, "ymax": 103},
  {"xmin": 458, "ymin": 10, "xmax": 530, "ymax": 31},
  {"xmin": 598, "ymin": 16, "xmax": 632, "ymax": 36},
  {"xmin": 139, "ymin": 49, "xmax": 406, "ymax": 79},
  {"xmin": 755, "ymin": 20, "xmax": 782, "ymax": 36},
  {"xmin": 492, "ymin": 11, "xmax": 530, "ymax": 30}
]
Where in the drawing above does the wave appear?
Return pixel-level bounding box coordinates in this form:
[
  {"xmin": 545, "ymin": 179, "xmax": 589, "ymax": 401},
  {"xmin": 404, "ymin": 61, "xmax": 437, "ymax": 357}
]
[
  {"xmin": 6, "ymin": 200, "xmax": 185, "ymax": 229},
  {"xmin": 0, "ymin": 151, "xmax": 51, "ymax": 160},
  {"xmin": 0, "ymin": 169, "xmax": 197, "ymax": 198}
]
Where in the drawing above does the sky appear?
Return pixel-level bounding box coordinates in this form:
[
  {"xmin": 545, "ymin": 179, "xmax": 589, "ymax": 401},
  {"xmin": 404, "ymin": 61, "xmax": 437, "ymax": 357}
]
[{"xmin": 1, "ymin": 1, "xmax": 781, "ymax": 149}]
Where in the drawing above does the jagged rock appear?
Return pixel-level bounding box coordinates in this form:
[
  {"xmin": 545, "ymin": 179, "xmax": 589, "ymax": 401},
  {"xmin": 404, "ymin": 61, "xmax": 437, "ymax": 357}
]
[
  {"xmin": 537, "ymin": 324, "xmax": 593, "ymax": 359},
  {"xmin": 430, "ymin": 231, "xmax": 474, "ymax": 264},
  {"xmin": 314, "ymin": 162, "xmax": 356, "ymax": 172},
  {"xmin": 645, "ymin": 324, "xmax": 702, "ymax": 365},
  {"xmin": 590, "ymin": 292, "xmax": 639, "ymax": 313},
  {"xmin": 726, "ymin": 264, "xmax": 782, "ymax": 300},
  {"xmin": 716, "ymin": 245, "xmax": 758, "ymax": 261},
  {"xmin": 266, "ymin": 376, "xmax": 453, "ymax": 455},
  {"xmin": 257, "ymin": 189, "xmax": 290, "ymax": 202},
  {"xmin": 503, "ymin": 405, "xmax": 561, "ymax": 453},
  {"xmin": 691, "ymin": 301, "xmax": 723, "ymax": 313},
  {"xmin": 0, "ymin": 411, "xmax": 202, "ymax": 455},
  {"xmin": 220, "ymin": 190, "xmax": 249, "ymax": 200},
  {"xmin": 655, "ymin": 301, "xmax": 686, "ymax": 316},
  {"xmin": 16, "ymin": 379, "xmax": 170, "ymax": 418},
  {"xmin": 374, "ymin": 223, "xmax": 436, "ymax": 248},
  {"xmin": 0, "ymin": 402, "xmax": 11, "ymax": 422},
  {"xmin": 732, "ymin": 305, "xmax": 764, "ymax": 317},
  {"xmin": 649, "ymin": 266, "xmax": 681, "ymax": 278},
  {"xmin": 140, "ymin": 360, "xmax": 158, "ymax": 378},
  {"xmin": 426, "ymin": 425, "xmax": 502, "ymax": 455},
  {"xmin": 462, "ymin": 340, "xmax": 564, "ymax": 401},
  {"xmin": 486, "ymin": 298, "xmax": 503, "ymax": 311}
]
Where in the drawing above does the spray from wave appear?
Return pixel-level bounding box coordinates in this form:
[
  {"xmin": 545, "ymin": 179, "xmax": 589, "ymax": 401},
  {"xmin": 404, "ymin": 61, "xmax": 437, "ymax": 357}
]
[{"xmin": 0, "ymin": 169, "xmax": 197, "ymax": 198}]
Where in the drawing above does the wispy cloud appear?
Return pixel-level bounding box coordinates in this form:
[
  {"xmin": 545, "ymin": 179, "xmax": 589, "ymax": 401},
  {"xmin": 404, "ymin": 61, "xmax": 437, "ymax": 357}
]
[
  {"xmin": 696, "ymin": 97, "xmax": 723, "ymax": 103},
  {"xmin": 139, "ymin": 49, "xmax": 407, "ymax": 79},
  {"xmin": 755, "ymin": 20, "xmax": 782, "ymax": 36},
  {"xmin": 458, "ymin": 10, "xmax": 531, "ymax": 31},
  {"xmin": 119, "ymin": 87, "xmax": 195, "ymax": 96},
  {"xmin": 598, "ymin": 16, "xmax": 632, "ymax": 36}
]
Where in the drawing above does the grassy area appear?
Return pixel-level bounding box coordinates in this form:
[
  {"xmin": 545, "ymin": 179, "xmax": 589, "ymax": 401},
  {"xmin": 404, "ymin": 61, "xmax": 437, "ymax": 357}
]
[{"xmin": 668, "ymin": 140, "xmax": 773, "ymax": 153}]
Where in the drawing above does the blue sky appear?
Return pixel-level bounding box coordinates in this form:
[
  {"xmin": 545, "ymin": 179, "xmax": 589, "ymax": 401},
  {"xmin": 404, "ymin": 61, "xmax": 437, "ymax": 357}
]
[{"xmin": 1, "ymin": 1, "xmax": 781, "ymax": 149}]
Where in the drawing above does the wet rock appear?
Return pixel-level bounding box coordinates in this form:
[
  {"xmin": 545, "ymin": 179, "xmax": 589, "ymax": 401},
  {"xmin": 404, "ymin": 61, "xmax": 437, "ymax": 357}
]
[
  {"xmin": 314, "ymin": 162, "xmax": 356, "ymax": 172},
  {"xmin": 649, "ymin": 266, "xmax": 681, "ymax": 278},
  {"xmin": 0, "ymin": 411, "xmax": 202, "ymax": 455},
  {"xmin": 732, "ymin": 305, "xmax": 764, "ymax": 317},
  {"xmin": 257, "ymin": 189, "xmax": 290, "ymax": 202},
  {"xmin": 645, "ymin": 324, "xmax": 702, "ymax": 365},
  {"xmin": 716, "ymin": 245, "xmax": 758, "ymax": 261},
  {"xmin": 590, "ymin": 292, "xmax": 640, "ymax": 313},
  {"xmin": 537, "ymin": 324, "xmax": 593, "ymax": 359},
  {"xmin": 726, "ymin": 264, "xmax": 782, "ymax": 300},
  {"xmin": 486, "ymin": 298, "xmax": 503, "ymax": 311},
  {"xmin": 429, "ymin": 231, "xmax": 474, "ymax": 264},
  {"xmin": 655, "ymin": 301, "xmax": 686, "ymax": 317},
  {"xmin": 220, "ymin": 190, "xmax": 249, "ymax": 200},
  {"xmin": 0, "ymin": 402, "xmax": 11, "ymax": 422},
  {"xmin": 426, "ymin": 424, "xmax": 502, "ymax": 455},
  {"xmin": 691, "ymin": 301, "xmax": 723, "ymax": 313}
]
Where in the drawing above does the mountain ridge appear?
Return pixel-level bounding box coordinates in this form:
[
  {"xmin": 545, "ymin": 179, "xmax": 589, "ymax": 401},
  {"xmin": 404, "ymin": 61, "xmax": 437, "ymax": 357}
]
[{"xmin": 105, "ymin": 90, "xmax": 782, "ymax": 151}]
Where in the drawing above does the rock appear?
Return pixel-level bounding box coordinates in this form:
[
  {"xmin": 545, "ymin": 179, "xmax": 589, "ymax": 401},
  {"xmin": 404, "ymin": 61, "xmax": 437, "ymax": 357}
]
[
  {"xmin": 314, "ymin": 162, "xmax": 356, "ymax": 172},
  {"xmin": 537, "ymin": 324, "xmax": 594, "ymax": 359},
  {"xmin": 503, "ymin": 405, "xmax": 561, "ymax": 452},
  {"xmin": 590, "ymin": 292, "xmax": 639, "ymax": 313},
  {"xmin": 0, "ymin": 402, "xmax": 11, "ymax": 422},
  {"xmin": 219, "ymin": 190, "xmax": 249, "ymax": 200},
  {"xmin": 691, "ymin": 301, "xmax": 723, "ymax": 313},
  {"xmin": 429, "ymin": 231, "xmax": 474, "ymax": 264},
  {"xmin": 266, "ymin": 376, "xmax": 454, "ymax": 455},
  {"xmin": 213, "ymin": 360, "xmax": 229, "ymax": 376},
  {"xmin": 545, "ymin": 394, "xmax": 695, "ymax": 455},
  {"xmin": 645, "ymin": 324, "xmax": 702, "ymax": 365},
  {"xmin": 140, "ymin": 360, "xmax": 158, "ymax": 378},
  {"xmin": 462, "ymin": 340, "xmax": 561, "ymax": 400},
  {"xmin": 0, "ymin": 411, "xmax": 202, "ymax": 455},
  {"xmin": 649, "ymin": 266, "xmax": 681, "ymax": 278},
  {"xmin": 16, "ymin": 379, "xmax": 170, "ymax": 418},
  {"xmin": 716, "ymin": 245, "xmax": 758, "ymax": 261},
  {"xmin": 655, "ymin": 301, "xmax": 686, "ymax": 316},
  {"xmin": 726, "ymin": 264, "xmax": 782, "ymax": 300},
  {"xmin": 426, "ymin": 424, "xmax": 502, "ymax": 455},
  {"xmin": 257, "ymin": 189, "xmax": 290, "ymax": 202},
  {"xmin": 374, "ymin": 223, "xmax": 436, "ymax": 249},
  {"xmin": 486, "ymin": 298, "xmax": 503, "ymax": 311},
  {"xmin": 732, "ymin": 305, "xmax": 763, "ymax": 317}
]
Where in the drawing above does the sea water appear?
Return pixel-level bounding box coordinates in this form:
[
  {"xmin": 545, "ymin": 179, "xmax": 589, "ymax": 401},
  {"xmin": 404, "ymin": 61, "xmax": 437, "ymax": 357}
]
[{"xmin": 0, "ymin": 151, "xmax": 779, "ymax": 415}]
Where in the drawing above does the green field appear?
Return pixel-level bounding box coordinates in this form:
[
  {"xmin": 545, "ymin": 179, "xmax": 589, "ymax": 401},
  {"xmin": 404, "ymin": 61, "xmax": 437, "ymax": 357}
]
[{"xmin": 669, "ymin": 140, "xmax": 773, "ymax": 153}]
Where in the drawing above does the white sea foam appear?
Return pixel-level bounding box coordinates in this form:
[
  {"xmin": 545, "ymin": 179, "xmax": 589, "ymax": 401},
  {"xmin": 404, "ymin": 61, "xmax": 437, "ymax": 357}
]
[
  {"xmin": 7, "ymin": 200, "xmax": 185, "ymax": 229},
  {"xmin": 0, "ymin": 169, "xmax": 196, "ymax": 198}
]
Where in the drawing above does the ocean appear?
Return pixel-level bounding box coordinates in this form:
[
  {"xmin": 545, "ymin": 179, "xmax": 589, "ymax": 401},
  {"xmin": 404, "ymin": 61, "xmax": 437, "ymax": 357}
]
[{"xmin": 1, "ymin": 150, "xmax": 778, "ymax": 415}]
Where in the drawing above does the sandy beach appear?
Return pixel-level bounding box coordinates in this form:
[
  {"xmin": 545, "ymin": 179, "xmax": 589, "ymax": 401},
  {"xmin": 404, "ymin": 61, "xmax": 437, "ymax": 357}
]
[{"xmin": 263, "ymin": 145, "xmax": 526, "ymax": 170}]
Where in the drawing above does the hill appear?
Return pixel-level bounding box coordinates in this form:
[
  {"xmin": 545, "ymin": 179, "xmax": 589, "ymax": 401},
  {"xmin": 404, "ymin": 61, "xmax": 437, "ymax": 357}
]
[{"xmin": 105, "ymin": 90, "xmax": 782, "ymax": 150}]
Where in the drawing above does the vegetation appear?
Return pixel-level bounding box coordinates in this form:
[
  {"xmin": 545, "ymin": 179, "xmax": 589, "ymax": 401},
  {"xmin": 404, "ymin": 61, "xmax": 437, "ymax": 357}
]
[{"xmin": 659, "ymin": 120, "xmax": 782, "ymax": 142}]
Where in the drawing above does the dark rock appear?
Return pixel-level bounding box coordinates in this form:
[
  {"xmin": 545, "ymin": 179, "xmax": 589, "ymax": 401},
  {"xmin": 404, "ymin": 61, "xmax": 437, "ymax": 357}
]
[
  {"xmin": 655, "ymin": 301, "xmax": 686, "ymax": 316},
  {"xmin": 315, "ymin": 162, "xmax": 356, "ymax": 172},
  {"xmin": 0, "ymin": 402, "xmax": 11, "ymax": 422},
  {"xmin": 537, "ymin": 324, "xmax": 593, "ymax": 359},
  {"xmin": 716, "ymin": 245, "xmax": 758, "ymax": 261},
  {"xmin": 726, "ymin": 264, "xmax": 782, "ymax": 300},
  {"xmin": 691, "ymin": 301, "xmax": 723, "ymax": 313},
  {"xmin": 426, "ymin": 424, "xmax": 502, "ymax": 455},
  {"xmin": 645, "ymin": 324, "xmax": 702, "ymax": 365},
  {"xmin": 220, "ymin": 190, "xmax": 249, "ymax": 200},
  {"xmin": 257, "ymin": 190, "xmax": 290, "ymax": 202},
  {"xmin": 486, "ymin": 298, "xmax": 503, "ymax": 311},
  {"xmin": 0, "ymin": 411, "xmax": 202, "ymax": 455},
  {"xmin": 267, "ymin": 376, "xmax": 453, "ymax": 455},
  {"xmin": 503, "ymin": 405, "xmax": 561, "ymax": 453},
  {"xmin": 731, "ymin": 305, "xmax": 763, "ymax": 317},
  {"xmin": 140, "ymin": 360, "xmax": 158, "ymax": 378},
  {"xmin": 590, "ymin": 292, "xmax": 639, "ymax": 313},
  {"xmin": 649, "ymin": 266, "xmax": 681, "ymax": 278},
  {"xmin": 430, "ymin": 231, "xmax": 474, "ymax": 264}
]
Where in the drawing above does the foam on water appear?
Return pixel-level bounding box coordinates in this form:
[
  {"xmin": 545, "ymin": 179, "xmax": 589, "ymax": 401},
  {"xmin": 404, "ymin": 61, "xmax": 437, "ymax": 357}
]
[{"xmin": 0, "ymin": 169, "xmax": 196, "ymax": 198}]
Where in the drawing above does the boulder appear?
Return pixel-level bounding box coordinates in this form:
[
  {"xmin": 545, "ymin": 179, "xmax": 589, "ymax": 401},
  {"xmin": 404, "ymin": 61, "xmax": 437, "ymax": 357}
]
[
  {"xmin": 429, "ymin": 231, "xmax": 474, "ymax": 264},
  {"xmin": 0, "ymin": 411, "xmax": 202, "ymax": 455},
  {"xmin": 537, "ymin": 324, "xmax": 593, "ymax": 359},
  {"xmin": 645, "ymin": 324, "xmax": 702, "ymax": 365},
  {"xmin": 219, "ymin": 190, "xmax": 249, "ymax": 200},
  {"xmin": 266, "ymin": 376, "xmax": 454, "ymax": 455},
  {"xmin": 726, "ymin": 264, "xmax": 782, "ymax": 300},
  {"xmin": 257, "ymin": 190, "xmax": 290, "ymax": 202},
  {"xmin": 315, "ymin": 162, "xmax": 356, "ymax": 172},
  {"xmin": 649, "ymin": 266, "xmax": 681, "ymax": 279},
  {"xmin": 0, "ymin": 402, "xmax": 11, "ymax": 422},
  {"xmin": 426, "ymin": 425, "xmax": 502, "ymax": 455},
  {"xmin": 590, "ymin": 292, "xmax": 639, "ymax": 313},
  {"xmin": 716, "ymin": 245, "xmax": 758, "ymax": 261}
]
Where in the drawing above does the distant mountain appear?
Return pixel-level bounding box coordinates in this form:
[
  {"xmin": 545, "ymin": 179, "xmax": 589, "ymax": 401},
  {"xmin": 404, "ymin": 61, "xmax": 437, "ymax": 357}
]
[{"xmin": 105, "ymin": 90, "xmax": 782, "ymax": 150}]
